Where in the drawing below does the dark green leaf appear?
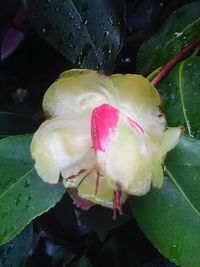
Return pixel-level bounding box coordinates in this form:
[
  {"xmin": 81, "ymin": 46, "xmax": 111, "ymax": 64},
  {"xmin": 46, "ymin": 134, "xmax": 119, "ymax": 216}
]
[
  {"xmin": 157, "ymin": 56, "xmax": 200, "ymax": 138},
  {"xmin": 0, "ymin": 134, "xmax": 66, "ymax": 245},
  {"xmin": 52, "ymin": 246, "xmax": 75, "ymax": 266},
  {"xmin": 24, "ymin": 0, "xmax": 125, "ymax": 72},
  {"xmin": 137, "ymin": 2, "xmax": 200, "ymax": 74},
  {"xmin": 0, "ymin": 224, "xmax": 32, "ymax": 267},
  {"xmin": 95, "ymin": 235, "xmax": 141, "ymax": 267},
  {"xmin": 84, "ymin": 203, "xmax": 132, "ymax": 241},
  {"xmin": 130, "ymin": 135, "xmax": 200, "ymax": 267},
  {"xmin": 0, "ymin": 112, "xmax": 39, "ymax": 138},
  {"xmin": 70, "ymin": 256, "xmax": 93, "ymax": 267}
]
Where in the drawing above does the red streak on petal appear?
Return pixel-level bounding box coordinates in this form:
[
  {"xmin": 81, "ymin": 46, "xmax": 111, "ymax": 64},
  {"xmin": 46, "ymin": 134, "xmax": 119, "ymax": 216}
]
[
  {"xmin": 128, "ymin": 117, "xmax": 144, "ymax": 134},
  {"xmin": 91, "ymin": 104, "xmax": 119, "ymax": 152}
]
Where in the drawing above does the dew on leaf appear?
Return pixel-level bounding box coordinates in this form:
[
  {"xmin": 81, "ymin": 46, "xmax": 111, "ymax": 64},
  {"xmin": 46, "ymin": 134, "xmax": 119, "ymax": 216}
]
[{"xmin": 15, "ymin": 193, "xmax": 22, "ymax": 206}]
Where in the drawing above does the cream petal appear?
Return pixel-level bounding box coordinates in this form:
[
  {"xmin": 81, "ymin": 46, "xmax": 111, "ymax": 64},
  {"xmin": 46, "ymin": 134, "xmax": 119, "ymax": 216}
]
[
  {"xmin": 91, "ymin": 104, "xmax": 153, "ymax": 196},
  {"xmin": 162, "ymin": 127, "xmax": 184, "ymax": 155},
  {"xmin": 30, "ymin": 115, "xmax": 94, "ymax": 184},
  {"xmin": 151, "ymin": 162, "xmax": 164, "ymax": 188},
  {"xmin": 43, "ymin": 69, "xmax": 117, "ymax": 118},
  {"xmin": 111, "ymin": 74, "xmax": 161, "ymax": 114}
]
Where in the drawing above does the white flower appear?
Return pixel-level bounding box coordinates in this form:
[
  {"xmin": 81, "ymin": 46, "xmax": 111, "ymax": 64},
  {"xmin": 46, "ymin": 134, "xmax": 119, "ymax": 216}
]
[{"xmin": 31, "ymin": 69, "xmax": 183, "ymax": 217}]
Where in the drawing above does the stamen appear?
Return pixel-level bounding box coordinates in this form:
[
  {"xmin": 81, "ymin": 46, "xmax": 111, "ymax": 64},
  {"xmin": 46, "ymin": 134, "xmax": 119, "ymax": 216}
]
[
  {"xmin": 113, "ymin": 183, "xmax": 123, "ymax": 220},
  {"xmin": 77, "ymin": 168, "xmax": 95, "ymax": 189},
  {"xmin": 95, "ymin": 170, "xmax": 100, "ymax": 195}
]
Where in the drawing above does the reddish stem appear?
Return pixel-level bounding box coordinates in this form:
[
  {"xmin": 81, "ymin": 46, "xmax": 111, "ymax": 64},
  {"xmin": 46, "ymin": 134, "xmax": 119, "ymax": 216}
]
[{"xmin": 151, "ymin": 37, "xmax": 200, "ymax": 87}]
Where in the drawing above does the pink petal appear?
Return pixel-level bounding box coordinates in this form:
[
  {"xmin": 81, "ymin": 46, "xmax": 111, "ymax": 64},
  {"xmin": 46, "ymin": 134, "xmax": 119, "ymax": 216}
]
[{"xmin": 91, "ymin": 104, "xmax": 119, "ymax": 152}]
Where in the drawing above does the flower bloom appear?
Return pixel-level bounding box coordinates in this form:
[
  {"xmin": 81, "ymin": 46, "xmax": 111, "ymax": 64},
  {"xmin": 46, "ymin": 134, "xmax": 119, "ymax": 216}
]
[{"xmin": 31, "ymin": 69, "xmax": 183, "ymax": 217}]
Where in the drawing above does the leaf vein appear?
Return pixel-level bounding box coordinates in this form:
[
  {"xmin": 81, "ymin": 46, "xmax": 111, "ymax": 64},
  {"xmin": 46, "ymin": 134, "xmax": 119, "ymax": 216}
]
[{"xmin": 166, "ymin": 167, "xmax": 200, "ymax": 217}]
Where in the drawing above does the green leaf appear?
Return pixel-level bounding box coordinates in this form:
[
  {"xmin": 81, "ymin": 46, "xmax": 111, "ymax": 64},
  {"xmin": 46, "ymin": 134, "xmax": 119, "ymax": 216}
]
[
  {"xmin": 70, "ymin": 256, "xmax": 93, "ymax": 267},
  {"xmin": 23, "ymin": 0, "xmax": 125, "ymax": 72},
  {"xmin": 0, "ymin": 112, "xmax": 39, "ymax": 138},
  {"xmin": 0, "ymin": 223, "xmax": 32, "ymax": 267},
  {"xmin": 130, "ymin": 135, "xmax": 200, "ymax": 267},
  {"xmin": 157, "ymin": 56, "xmax": 200, "ymax": 138},
  {"xmin": 84, "ymin": 204, "xmax": 132, "ymax": 241},
  {"xmin": 0, "ymin": 134, "xmax": 66, "ymax": 245},
  {"xmin": 136, "ymin": 1, "xmax": 200, "ymax": 74}
]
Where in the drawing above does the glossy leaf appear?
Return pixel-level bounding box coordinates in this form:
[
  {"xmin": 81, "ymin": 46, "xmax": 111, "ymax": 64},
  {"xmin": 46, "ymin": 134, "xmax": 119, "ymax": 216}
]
[
  {"xmin": 24, "ymin": 0, "xmax": 125, "ymax": 72},
  {"xmin": 137, "ymin": 2, "xmax": 200, "ymax": 74},
  {"xmin": 130, "ymin": 135, "xmax": 200, "ymax": 267},
  {"xmin": 157, "ymin": 56, "xmax": 200, "ymax": 138},
  {"xmin": 0, "ymin": 134, "xmax": 66, "ymax": 245},
  {"xmin": 0, "ymin": 223, "xmax": 32, "ymax": 267},
  {"xmin": 0, "ymin": 112, "xmax": 39, "ymax": 138}
]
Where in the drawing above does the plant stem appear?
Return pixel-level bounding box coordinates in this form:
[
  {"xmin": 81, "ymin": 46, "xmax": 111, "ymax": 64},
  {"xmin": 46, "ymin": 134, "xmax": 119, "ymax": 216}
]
[{"xmin": 151, "ymin": 37, "xmax": 200, "ymax": 87}]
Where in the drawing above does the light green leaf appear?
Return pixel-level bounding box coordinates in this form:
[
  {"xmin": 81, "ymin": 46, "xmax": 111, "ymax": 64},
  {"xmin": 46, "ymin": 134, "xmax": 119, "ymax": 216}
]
[{"xmin": 0, "ymin": 134, "xmax": 66, "ymax": 245}]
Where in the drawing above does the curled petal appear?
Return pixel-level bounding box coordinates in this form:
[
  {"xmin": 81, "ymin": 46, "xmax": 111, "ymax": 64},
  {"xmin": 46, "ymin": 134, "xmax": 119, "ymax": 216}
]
[
  {"xmin": 111, "ymin": 74, "xmax": 161, "ymax": 113},
  {"xmin": 162, "ymin": 126, "xmax": 184, "ymax": 155},
  {"xmin": 31, "ymin": 115, "xmax": 94, "ymax": 184},
  {"xmin": 43, "ymin": 69, "xmax": 117, "ymax": 118}
]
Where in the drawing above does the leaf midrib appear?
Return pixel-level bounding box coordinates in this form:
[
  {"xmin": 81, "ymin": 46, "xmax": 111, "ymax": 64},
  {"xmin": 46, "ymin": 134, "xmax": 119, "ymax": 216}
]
[
  {"xmin": 0, "ymin": 168, "xmax": 34, "ymax": 200},
  {"xmin": 166, "ymin": 167, "xmax": 200, "ymax": 218},
  {"xmin": 178, "ymin": 61, "xmax": 192, "ymax": 136},
  {"xmin": 69, "ymin": 0, "xmax": 101, "ymax": 65}
]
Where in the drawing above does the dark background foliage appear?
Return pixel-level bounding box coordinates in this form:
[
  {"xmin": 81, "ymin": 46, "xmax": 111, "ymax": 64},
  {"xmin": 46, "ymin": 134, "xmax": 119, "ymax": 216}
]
[{"xmin": 0, "ymin": 0, "xmax": 198, "ymax": 266}]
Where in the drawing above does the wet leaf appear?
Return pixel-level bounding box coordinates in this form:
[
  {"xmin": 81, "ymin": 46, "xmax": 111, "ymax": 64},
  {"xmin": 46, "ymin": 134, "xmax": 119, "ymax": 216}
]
[
  {"xmin": 157, "ymin": 56, "xmax": 200, "ymax": 138},
  {"xmin": 24, "ymin": 0, "xmax": 125, "ymax": 72},
  {"xmin": 0, "ymin": 134, "xmax": 66, "ymax": 245},
  {"xmin": 137, "ymin": 1, "xmax": 200, "ymax": 74},
  {"xmin": 130, "ymin": 134, "xmax": 200, "ymax": 267},
  {"xmin": 0, "ymin": 223, "xmax": 32, "ymax": 267},
  {"xmin": 0, "ymin": 112, "xmax": 39, "ymax": 138}
]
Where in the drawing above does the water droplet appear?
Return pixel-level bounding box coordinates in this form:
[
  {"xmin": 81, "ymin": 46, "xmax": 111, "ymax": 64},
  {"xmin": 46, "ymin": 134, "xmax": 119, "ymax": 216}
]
[
  {"xmin": 15, "ymin": 194, "xmax": 22, "ymax": 206},
  {"xmin": 104, "ymin": 30, "xmax": 109, "ymax": 39},
  {"xmin": 121, "ymin": 57, "xmax": 133, "ymax": 63},
  {"xmin": 83, "ymin": 19, "xmax": 88, "ymax": 25},
  {"xmin": 174, "ymin": 32, "xmax": 183, "ymax": 37},
  {"xmin": 24, "ymin": 178, "xmax": 31, "ymax": 188},
  {"xmin": 170, "ymin": 244, "xmax": 181, "ymax": 261},
  {"xmin": 42, "ymin": 24, "xmax": 52, "ymax": 36}
]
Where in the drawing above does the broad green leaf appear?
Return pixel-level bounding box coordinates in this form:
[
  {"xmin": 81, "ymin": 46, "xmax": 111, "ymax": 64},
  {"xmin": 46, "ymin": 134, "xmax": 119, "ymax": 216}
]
[
  {"xmin": 157, "ymin": 56, "xmax": 200, "ymax": 138},
  {"xmin": 130, "ymin": 135, "xmax": 200, "ymax": 267},
  {"xmin": 0, "ymin": 134, "xmax": 66, "ymax": 245},
  {"xmin": 136, "ymin": 1, "xmax": 200, "ymax": 74},
  {"xmin": 0, "ymin": 223, "xmax": 32, "ymax": 267},
  {"xmin": 0, "ymin": 112, "xmax": 39, "ymax": 138},
  {"xmin": 71, "ymin": 256, "xmax": 93, "ymax": 267},
  {"xmin": 23, "ymin": 0, "xmax": 125, "ymax": 72}
]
